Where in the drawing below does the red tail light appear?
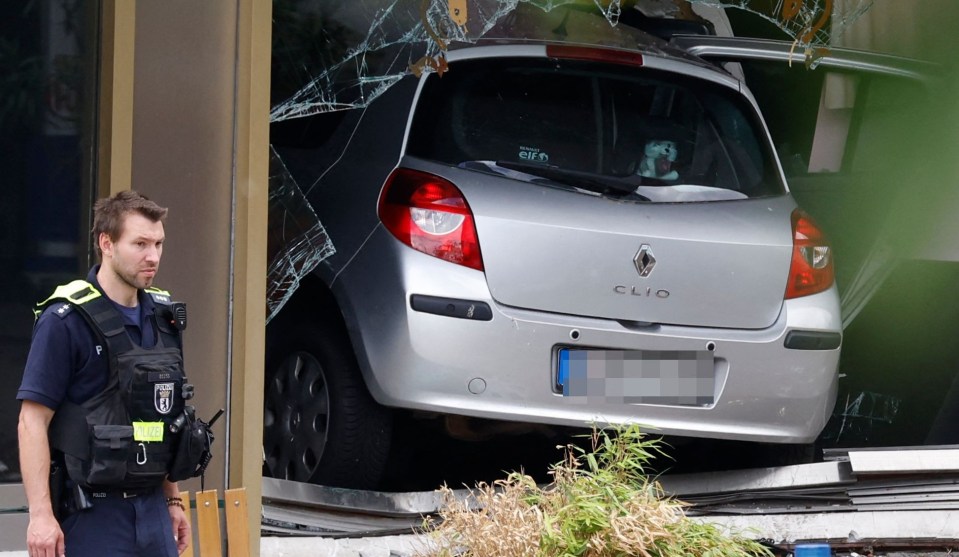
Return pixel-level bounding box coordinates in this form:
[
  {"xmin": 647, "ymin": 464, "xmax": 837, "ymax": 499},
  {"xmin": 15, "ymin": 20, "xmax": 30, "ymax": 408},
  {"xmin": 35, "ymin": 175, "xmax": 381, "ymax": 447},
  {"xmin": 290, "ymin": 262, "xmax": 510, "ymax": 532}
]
[
  {"xmin": 785, "ymin": 210, "xmax": 834, "ymax": 299},
  {"xmin": 378, "ymin": 168, "xmax": 484, "ymax": 271}
]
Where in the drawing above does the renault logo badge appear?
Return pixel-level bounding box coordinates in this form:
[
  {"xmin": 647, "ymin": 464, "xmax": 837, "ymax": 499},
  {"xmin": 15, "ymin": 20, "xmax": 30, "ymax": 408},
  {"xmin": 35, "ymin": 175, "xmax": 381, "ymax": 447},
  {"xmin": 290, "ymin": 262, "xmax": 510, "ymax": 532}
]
[{"xmin": 633, "ymin": 244, "xmax": 656, "ymax": 277}]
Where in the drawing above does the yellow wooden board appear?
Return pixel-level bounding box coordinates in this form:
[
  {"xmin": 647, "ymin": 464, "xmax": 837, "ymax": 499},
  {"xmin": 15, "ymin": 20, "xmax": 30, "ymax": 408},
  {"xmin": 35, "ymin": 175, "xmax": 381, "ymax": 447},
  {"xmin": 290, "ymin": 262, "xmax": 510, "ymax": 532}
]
[
  {"xmin": 225, "ymin": 488, "xmax": 251, "ymax": 557},
  {"xmin": 197, "ymin": 490, "xmax": 223, "ymax": 557}
]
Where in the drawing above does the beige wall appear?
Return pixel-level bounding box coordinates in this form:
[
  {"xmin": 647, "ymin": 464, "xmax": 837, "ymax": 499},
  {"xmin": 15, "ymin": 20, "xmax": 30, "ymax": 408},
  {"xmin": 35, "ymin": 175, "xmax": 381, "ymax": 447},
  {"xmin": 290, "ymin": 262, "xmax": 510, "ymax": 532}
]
[
  {"xmin": 127, "ymin": 0, "xmax": 271, "ymax": 553},
  {"xmin": 133, "ymin": 0, "xmax": 237, "ymax": 494}
]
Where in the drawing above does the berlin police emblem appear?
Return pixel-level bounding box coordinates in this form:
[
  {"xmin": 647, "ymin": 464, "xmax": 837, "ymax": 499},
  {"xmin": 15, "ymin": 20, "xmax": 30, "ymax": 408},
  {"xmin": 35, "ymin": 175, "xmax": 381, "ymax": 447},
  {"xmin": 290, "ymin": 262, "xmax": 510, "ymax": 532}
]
[{"xmin": 155, "ymin": 383, "xmax": 175, "ymax": 414}]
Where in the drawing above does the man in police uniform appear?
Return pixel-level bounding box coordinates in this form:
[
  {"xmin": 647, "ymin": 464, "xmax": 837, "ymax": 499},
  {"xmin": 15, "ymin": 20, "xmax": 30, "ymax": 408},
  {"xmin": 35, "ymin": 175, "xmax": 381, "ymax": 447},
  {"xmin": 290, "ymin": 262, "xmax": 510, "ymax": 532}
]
[{"xmin": 17, "ymin": 191, "xmax": 190, "ymax": 556}]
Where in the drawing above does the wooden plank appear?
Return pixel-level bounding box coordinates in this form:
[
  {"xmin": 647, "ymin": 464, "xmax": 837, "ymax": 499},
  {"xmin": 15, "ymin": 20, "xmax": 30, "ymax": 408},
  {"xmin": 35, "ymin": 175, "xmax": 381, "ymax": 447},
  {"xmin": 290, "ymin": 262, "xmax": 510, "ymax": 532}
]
[
  {"xmin": 180, "ymin": 491, "xmax": 194, "ymax": 557},
  {"xmin": 196, "ymin": 490, "xmax": 223, "ymax": 557},
  {"xmin": 224, "ymin": 488, "xmax": 250, "ymax": 557}
]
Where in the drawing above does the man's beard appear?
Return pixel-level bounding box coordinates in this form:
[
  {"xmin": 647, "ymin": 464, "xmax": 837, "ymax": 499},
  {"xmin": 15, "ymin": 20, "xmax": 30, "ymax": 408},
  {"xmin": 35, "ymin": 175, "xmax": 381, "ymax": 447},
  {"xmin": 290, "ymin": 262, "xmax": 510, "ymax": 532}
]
[{"xmin": 116, "ymin": 265, "xmax": 155, "ymax": 290}]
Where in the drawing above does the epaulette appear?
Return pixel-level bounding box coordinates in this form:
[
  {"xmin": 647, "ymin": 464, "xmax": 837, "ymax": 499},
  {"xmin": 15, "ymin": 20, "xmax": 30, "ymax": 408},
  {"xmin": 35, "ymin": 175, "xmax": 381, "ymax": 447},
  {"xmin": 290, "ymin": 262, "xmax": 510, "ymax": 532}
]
[
  {"xmin": 47, "ymin": 302, "xmax": 75, "ymax": 319},
  {"xmin": 34, "ymin": 280, "xmax": 100, "ymax": 321},
  {"xmin": 146, "ymin": 287, "xmax": 172, "ymax": 306}
]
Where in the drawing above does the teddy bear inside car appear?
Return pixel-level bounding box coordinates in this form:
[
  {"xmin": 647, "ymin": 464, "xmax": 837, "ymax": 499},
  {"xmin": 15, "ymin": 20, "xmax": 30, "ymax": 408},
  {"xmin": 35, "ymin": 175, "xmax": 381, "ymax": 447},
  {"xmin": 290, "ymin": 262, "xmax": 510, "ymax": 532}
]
[{"xmin": 637, "ymin": 139, "xmax": 679, "ymax": 181}]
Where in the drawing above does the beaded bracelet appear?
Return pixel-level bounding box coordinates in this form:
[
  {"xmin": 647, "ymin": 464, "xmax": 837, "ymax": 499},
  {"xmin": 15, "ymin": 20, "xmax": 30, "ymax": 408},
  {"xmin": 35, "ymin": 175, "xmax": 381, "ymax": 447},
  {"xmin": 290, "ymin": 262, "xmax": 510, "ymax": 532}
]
[{"xmin": 166, "ymin": 497, "xmax": 186, "ymax": 511}]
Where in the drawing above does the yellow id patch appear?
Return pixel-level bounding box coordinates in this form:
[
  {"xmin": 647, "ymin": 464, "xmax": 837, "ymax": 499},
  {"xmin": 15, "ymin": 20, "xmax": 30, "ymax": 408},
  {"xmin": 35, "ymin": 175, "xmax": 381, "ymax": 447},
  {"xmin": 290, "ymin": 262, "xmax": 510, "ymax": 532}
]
[{"xmin": 133, "ymin": 422, "xmax": 165, "ymax": 442}]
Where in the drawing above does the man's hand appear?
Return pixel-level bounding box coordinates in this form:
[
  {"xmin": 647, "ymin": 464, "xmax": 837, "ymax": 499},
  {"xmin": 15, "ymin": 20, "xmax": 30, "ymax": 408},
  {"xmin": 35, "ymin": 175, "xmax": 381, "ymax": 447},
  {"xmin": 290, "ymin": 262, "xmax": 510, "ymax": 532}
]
[
  {"xmin": 163, "ymin": 480, "xmax": 190, "ymax": 555},
  {"xmin": 19, "ymin": 400, "xmax": 62, "ymax": 557},
  {"xmin": 26, "ymin": 510, "xmax": 64, "ymax": 557},
  {"xmin": 169, "ymin": 502, "xmax": 191, "ymax": 555}
]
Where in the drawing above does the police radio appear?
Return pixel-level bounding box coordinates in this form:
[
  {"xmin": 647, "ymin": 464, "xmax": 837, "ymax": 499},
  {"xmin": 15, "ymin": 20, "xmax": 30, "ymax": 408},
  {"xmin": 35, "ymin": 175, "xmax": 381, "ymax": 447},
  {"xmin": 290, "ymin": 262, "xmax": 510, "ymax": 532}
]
[
  {"xmin": 171, "ymin": 302, "xmax": 187, "ymax": 331},
  {"xmin": 167, "ymin": 405, "xmax": 223, "ymax": 482}
]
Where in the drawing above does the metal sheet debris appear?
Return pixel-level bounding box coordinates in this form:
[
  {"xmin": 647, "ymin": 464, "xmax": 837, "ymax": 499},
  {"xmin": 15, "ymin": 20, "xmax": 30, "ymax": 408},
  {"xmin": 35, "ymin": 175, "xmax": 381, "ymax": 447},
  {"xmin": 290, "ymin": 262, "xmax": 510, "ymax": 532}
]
[
  {"xmin": 699, "ymin": 510, "xmax": 959, "ymax": 549},
  {"xmin": 847, "ymin": 448, "xmax": 959, "ymax": 475},
  {"xmin": 659, "ymin": 461, "xmax": 855, "ymax": 497},
  {"xmin": 261, "ymin": 446, "xmax": 959, "ymax": 552}
]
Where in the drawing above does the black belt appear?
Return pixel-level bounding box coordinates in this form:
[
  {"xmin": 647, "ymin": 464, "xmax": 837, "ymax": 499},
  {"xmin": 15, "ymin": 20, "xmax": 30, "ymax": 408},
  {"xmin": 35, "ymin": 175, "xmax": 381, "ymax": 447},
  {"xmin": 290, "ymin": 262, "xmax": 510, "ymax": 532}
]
[
  {"xmin": 88, "ymin": 486, "xmax": 158, "ymax": 499},
  {"xmin": 59, "ymin": 485, "xmax": 159, "ymax": 520}
]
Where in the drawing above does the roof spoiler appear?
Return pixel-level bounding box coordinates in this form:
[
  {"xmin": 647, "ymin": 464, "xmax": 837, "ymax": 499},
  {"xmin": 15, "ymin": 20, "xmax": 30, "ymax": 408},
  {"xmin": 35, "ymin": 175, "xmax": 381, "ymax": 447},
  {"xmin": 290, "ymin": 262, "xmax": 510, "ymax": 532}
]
[{"xmin": 618, "ymin": 10, "xmax": 716, "ymax": 40}]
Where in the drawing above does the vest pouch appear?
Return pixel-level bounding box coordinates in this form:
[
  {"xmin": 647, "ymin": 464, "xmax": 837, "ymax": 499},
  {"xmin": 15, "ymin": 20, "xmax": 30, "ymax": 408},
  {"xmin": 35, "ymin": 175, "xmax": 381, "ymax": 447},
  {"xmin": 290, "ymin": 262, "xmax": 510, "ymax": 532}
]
[
  {"xmin": 87, "ymin": 425, "xmax": 133, "ymax": 486},
  {"xmin": 124, "ymin": 441, "xmax": 175, "ymax": 488}
]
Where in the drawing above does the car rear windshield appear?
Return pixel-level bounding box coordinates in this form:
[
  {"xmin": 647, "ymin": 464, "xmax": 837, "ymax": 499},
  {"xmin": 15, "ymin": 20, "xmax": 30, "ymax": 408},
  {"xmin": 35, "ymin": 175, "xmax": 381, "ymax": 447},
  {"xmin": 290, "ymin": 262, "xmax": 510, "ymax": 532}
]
[{"xmin": 406, "ymin": 57, "xmax": 785, "ymax": 202}]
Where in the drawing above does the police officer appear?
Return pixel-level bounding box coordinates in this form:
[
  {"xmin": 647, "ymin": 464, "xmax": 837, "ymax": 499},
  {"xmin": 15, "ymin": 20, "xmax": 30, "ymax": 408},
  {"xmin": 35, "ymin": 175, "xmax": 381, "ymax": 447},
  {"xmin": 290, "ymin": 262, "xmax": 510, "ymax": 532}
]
[{"xmin": 17, "ymin": 191, "xmax": 191, "ymax": 557}]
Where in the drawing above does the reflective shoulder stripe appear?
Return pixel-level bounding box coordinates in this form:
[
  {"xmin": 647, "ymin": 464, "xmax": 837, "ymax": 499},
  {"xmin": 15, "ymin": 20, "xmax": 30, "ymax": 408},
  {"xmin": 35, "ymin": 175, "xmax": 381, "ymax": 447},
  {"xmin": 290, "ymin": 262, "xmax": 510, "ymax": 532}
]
[
  {"xmin": 34, "ymin": 280, "xmax": 101, "ymax": 320},
  {"xmin": 145, "ymin": 286, "xmax": 171, "ymax": 296},
  {"xmin": 37, "ymin": 280, "xmax": 101, "ymax": 307}
]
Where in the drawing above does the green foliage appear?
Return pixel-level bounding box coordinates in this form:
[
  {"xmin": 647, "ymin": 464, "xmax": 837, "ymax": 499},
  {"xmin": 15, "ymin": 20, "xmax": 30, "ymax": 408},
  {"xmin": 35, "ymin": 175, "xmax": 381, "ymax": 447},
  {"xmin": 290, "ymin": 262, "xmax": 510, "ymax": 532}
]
[{"xmin": 422, "ymin": 424, "xmax": 773, "ymax": 557}]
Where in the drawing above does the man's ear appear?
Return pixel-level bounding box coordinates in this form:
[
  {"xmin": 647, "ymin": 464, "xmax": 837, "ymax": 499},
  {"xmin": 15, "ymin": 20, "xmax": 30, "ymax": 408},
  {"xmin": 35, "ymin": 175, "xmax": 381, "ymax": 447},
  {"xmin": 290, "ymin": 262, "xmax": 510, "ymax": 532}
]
[{"xmin": 98, "ymin": 232, "xmax": 113, "ymax": 258}]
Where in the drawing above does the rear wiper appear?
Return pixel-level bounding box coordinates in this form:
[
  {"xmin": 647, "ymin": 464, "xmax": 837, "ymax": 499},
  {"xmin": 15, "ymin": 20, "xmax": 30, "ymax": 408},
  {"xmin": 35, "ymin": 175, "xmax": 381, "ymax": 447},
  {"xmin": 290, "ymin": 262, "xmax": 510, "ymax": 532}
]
[{"xmin": 493, "ymin": 160, "xmax": 642, "ymax": 195}]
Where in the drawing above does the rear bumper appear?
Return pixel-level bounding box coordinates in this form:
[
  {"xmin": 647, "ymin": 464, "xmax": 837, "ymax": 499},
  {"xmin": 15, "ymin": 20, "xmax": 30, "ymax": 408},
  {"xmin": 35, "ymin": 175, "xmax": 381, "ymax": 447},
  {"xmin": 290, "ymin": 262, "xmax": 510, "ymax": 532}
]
[{"xmin": 335, "ymin": 229, "xmax": 841, "ymax": 444}]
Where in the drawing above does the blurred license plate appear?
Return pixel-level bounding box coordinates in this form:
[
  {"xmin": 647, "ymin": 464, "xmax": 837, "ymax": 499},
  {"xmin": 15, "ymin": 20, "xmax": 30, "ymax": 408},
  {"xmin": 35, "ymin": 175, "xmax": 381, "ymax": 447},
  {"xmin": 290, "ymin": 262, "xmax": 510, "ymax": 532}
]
[{"xmin": 557, "ymin": 349, "xmax": 715, "ymax": 406}]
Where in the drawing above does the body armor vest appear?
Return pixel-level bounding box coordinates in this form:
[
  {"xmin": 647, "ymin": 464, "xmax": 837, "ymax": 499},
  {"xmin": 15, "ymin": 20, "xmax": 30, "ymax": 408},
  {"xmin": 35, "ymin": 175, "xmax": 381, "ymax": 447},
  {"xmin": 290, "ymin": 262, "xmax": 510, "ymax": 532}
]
[{"xmin": 41, "ymin": 280, "xmax": 188, "ymax": 490}]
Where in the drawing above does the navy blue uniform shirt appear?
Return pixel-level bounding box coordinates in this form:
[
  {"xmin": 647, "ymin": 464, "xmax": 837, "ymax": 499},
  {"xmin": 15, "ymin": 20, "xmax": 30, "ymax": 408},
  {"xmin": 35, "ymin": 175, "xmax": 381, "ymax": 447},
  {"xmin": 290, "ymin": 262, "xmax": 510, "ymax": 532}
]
[{"xmin": 17, "ymin": 266, "xmax": 159, "ymax": 410}]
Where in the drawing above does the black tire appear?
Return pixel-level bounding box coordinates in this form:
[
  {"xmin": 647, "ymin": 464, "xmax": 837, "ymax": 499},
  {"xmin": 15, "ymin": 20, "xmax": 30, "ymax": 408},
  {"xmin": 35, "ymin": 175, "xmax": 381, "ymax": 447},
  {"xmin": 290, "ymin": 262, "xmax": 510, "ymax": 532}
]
[{"xmin": 263, "ymin": 323, "xmax": 392, "ymax": 489}]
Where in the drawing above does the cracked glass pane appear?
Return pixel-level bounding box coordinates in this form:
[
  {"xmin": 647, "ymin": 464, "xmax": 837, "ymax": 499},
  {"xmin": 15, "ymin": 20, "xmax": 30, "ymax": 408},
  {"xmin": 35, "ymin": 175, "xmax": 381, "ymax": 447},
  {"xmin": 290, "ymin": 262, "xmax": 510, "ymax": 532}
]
[
  {"xmin": 271, "ymin": 1, "xmax": 873, "ymax": 123},
  {"xmin": 267, "ymin": 0, "xmax": 873, "ymax": 317},
  {"xmin": 271, "ymin": 0, "xmax": 632, "ymax": 122},
  {"xmin": 820, "ymin": 390, "xmax": 900, "ymax": 445},
  {"xmin": 705, "ymin": 0, "xmax": 874, "ymax": 49},
  {"xmin": 267, "ymin": 145, "xmax": 335, "ymax": 323}
]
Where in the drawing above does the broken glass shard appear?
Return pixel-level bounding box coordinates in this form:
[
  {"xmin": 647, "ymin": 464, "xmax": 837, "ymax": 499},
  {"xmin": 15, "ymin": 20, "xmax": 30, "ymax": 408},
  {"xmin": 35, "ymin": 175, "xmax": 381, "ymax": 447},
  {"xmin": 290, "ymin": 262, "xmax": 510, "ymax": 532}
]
[{"xmin": 266, "ymin": 145, "xmax": 336, "ymax": 323}]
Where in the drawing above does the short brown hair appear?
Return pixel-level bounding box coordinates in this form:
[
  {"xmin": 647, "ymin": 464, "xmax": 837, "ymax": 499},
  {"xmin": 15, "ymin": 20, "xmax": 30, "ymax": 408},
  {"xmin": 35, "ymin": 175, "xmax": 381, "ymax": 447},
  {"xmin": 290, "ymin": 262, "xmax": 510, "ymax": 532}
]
[{"xmin": 92, "ymin": 190, "xmax": 168, "ymax": 260}]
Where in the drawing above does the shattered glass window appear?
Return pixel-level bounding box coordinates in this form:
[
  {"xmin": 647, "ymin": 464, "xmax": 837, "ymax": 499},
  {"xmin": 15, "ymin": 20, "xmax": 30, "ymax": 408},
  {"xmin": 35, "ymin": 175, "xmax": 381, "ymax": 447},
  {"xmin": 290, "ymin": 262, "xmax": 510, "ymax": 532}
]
[
  {"xmin": 266, "ymin": 145, "xmax": 336, "ymax": 323},
  {"xmin": 713, "ymin": 0, "xmax": 874, "ymax": 46},
  {"xmin": 270, "ymin": 0, "xmax": 871, "ymax": 122}
]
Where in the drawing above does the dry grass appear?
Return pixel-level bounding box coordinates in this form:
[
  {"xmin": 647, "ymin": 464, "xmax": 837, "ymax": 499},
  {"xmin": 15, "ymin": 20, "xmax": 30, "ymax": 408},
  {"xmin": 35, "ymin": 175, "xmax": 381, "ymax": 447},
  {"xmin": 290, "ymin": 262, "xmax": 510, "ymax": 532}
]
[{"xmin": 419, "ymin": 425, "xmax": 772, "ymax": 557}]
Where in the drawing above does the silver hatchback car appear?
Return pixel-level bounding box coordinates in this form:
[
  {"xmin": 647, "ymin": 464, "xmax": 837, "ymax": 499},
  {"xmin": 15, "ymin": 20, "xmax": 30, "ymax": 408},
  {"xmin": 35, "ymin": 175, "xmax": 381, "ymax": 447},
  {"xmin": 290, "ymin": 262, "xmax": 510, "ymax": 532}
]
[{"xmin": 265, "ymin": 36, "xmax": 841, "ymax": 489}]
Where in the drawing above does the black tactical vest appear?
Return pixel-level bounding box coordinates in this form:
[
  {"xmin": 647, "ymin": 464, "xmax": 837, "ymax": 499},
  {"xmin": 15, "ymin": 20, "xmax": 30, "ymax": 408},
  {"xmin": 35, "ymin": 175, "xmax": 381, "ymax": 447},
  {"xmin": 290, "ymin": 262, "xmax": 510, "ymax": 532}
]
[{"xmin": 41, "ymin": 280, "xmax": 187, "ymax": 490}]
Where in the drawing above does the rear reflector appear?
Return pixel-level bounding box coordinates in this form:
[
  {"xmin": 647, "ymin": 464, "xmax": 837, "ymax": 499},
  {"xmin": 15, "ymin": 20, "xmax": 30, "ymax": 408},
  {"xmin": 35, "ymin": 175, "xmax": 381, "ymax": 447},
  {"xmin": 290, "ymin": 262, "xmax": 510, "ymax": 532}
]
[
  {"xmin": 410, "ymin": 294, "xmax": 493, "ymax": 321},
  {"xmin": 785, "ymin": 210, "xmax": 834, "ymax": 299},
  {"xmin": 784, "ymin": 330, "xmax": 842, "ymax": 350},
  {"xmin": 546, "ymin": 45, "xmax": 644, "ymax": 67},
  {"xmin": 378, "ymin": 168, "xmax": 484, "ymax": 271}
]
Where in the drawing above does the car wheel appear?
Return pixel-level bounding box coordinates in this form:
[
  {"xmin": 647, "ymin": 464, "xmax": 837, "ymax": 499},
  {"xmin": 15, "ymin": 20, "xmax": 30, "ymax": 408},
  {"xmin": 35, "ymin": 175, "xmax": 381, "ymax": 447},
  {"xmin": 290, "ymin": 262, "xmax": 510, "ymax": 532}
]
[{"xmin": 263, "ymin": 324, "xmax": 392, "ymax": 489}]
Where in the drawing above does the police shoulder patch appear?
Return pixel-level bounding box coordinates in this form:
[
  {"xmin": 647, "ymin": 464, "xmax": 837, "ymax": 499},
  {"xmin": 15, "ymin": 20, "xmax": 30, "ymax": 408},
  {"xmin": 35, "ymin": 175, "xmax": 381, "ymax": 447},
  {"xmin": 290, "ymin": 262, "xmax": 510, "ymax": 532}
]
[
  {"xmin": 147, "ymin": 288, "xmax": 172, "ymax": 305},
  {"xmin": 49, "ymin": 303, "xmax": 75, "ymax": 319}
]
